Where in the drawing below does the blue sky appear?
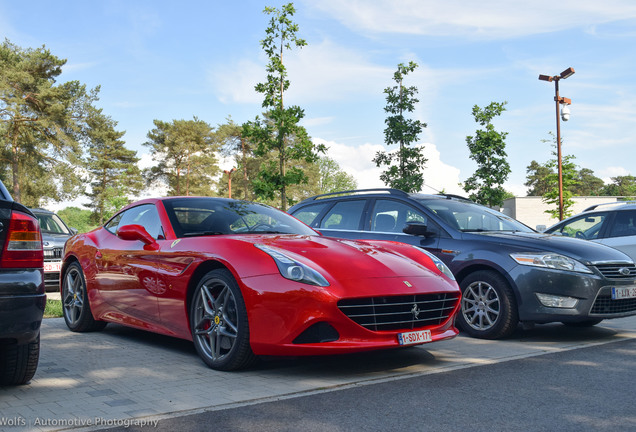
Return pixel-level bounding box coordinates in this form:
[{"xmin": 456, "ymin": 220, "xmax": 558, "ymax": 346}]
[{"xmin": 2, "ymin": 0, "xmax": 636, "ymax": 205}]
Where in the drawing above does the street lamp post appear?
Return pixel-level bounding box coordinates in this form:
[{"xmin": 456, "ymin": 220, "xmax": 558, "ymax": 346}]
[
  {"xmin": 224, "ymin": 168, "xmax": 236, "ymax": 199},
  {"xmin": 539, "ymin": 67, "xmax": 575, "ymax": 221}
]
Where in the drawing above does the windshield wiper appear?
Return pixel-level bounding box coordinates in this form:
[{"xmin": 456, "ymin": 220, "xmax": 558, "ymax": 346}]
[{"xmin": 182, "ymin": 231, "xmax": 226, "ymax": 237}]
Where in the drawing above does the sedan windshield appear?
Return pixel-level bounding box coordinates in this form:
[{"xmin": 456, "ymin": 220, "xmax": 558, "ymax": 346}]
[
  {"xmin": 36, "ymin": 213, "xmax": 72, "ymax": 235},
  {"xmin": 163, "ymin": 198, "xmax": 317, "ymax": 238},
  {"xmin": 415, "ymin": 198, "xmax": 533, "ymax": 233}
]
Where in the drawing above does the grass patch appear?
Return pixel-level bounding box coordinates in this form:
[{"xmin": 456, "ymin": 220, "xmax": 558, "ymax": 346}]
[{"xmin": 44, "ymin": 299, "xmax": 63, "ymax": 318}]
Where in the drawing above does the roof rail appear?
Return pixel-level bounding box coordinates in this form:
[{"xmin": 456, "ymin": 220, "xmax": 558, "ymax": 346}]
[
  {"xmin": 303, "ymin": 188, "xmax": 409, "ymax": 201},
  {"xmin": 583, "ymin": 200, "xmax": 636, "ymax": 212},
  {"xmin": 437, "ymin": 193, "xmax": 473, "ymax": 202}
]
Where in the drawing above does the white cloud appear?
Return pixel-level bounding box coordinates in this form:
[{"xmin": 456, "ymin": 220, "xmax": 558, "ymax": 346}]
[
  {"xmin": 209, "ymin": 58, "xmax": 262, "ymax": 104},
  {"xmin": 304, "ymin": 0, "xmax": 636, "ymax": 39},
  {"xmin": 314, "ymin": 138, "xmax": 464, "ymax": 195},
  {"xmin": 600, "ymin": 166, "xmax": 631, "ymax": 182},
  {"xmin": 301, "ymin": 116, "xmax": 335, "ymax": 128},
  {"xmin": 210, "ymin": 39, "xmax": 391, "ymax": 106}
]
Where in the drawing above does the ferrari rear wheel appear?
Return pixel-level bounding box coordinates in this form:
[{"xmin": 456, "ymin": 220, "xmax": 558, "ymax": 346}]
[
  {"xmin": 62, "ymin": 262, "xmax": 107, "ymax": 332},
  {"xmin": 190, "ymin": 269, "xmax": 255, "ymax": 371}
]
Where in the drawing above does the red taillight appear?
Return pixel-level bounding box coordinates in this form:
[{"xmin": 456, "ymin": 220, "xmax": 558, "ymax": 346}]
[{"xmin": 0, "ymin": 211, "xmax": 44, "ymax": 268}]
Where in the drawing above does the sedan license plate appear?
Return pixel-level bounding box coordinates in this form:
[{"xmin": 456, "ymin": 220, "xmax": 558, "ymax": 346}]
[
  {"xmin": 398, "ymin": 329, "xmax": 432, "ymax": 346},
  {"xmin": 611, "ymin": 286, "xmax": 636, "ymax": 300},
  {"xmin": 43, "ymin": 261, "xmax": 62, "ymax": 273}
]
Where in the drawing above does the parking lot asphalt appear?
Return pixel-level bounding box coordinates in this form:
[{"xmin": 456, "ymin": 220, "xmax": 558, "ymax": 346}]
[{"xmin": 1, "ymin": 310, "xmax": 635, "ymax": 432}]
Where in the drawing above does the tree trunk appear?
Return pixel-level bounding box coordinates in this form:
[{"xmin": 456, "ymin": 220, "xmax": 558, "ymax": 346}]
[{"xmin": 11, "ymin": 134, "xmax": 21, "ymax": 203}]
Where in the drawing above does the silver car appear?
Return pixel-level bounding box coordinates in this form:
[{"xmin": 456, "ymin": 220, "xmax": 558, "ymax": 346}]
[
  {"xmin": 545, "ymin": 201, "xmax": 636, "ymax": 262},
  {"xmin": 29, "ymin": 208, "xmax": 75, "ymax": 291}
]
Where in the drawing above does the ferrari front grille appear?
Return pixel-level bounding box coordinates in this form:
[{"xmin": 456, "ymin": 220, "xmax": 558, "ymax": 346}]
[{"xmin": 338, "ymin": 293, "xmax": 460, "ymax": 332}]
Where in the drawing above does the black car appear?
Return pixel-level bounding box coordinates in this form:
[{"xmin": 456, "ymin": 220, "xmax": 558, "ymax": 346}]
[
  {"xmin": 30, "ymin": 208, "xmax": 75, "ymax": 291},
  {"xmin": 289, "ymin": 189, "xmax": 636, "ymax": 339},
  {"xmin": 0, "ymin": 180, "xmax": 45, "ymax": 385}
]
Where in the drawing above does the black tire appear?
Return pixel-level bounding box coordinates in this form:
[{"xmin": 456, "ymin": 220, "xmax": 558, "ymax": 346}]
[
  {"xmin": 190, "ymin": 269, "xmax": 256, "ymax": 371},
  {"xmin": 62, "ymin": 261, "xmax": 107, "ymax": 332},
  {"xmin": 562, "ymin": 319, "xmax": 603, "ymax": 327},
  {"xmin": 0, "ymin": 334, "xmax": 40, "ymax": 385},
  {"xmin": 457, "ymin": 270, "xmax": 519, "ymax": 339}
]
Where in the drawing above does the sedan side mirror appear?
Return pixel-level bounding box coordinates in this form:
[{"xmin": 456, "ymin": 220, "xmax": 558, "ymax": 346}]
[
  {"xmin": 117, "ymin": 224, "xmax": 159, "ymax": 250},
  {"xmin": 403, "ymin": 221, "xmax": 434, "ymax": 237}
]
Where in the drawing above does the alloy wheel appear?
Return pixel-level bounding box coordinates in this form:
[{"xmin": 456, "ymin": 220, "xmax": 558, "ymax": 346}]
[
  {"xmin": 461, "ymin": 280, "xmax": 501, "ymax": 331},
  {"xmin": 63, "ymin": 266, "xmax": 85, "ymax": 326},
  {"xmin": 192, "ymin": 280, "xmax": 239, "ymax": 362}
]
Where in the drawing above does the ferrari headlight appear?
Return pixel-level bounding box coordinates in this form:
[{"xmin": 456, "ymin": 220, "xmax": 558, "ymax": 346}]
[
  {"xmin": 510, "ymin": 252, "xmax": 592, "ymax": 274},
  {"xmin": 410, "ymin": 245, "xmax": 455, "ymax": 281},
  {"xmin": 255, "ymin": 244, "xmax": 329, "ymax": 287}
]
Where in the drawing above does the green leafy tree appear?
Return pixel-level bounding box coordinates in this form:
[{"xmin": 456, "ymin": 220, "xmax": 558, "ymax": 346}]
[
  {"xmin": 525, "ymin": 160, "xmax": 552, "ymax": 196},
  {"xmin": 317, "ymin": 156, "xmax": 357, "ymax": 194},
  {"xmin": 216, "ymin": 117, "xmax": 257, "ymax": 200},
  {"xmin": 572, "ymin": 168, "xmax": 605, "ymax": 196},
  {"xmin": 144, "ymin": 117, "xmax": 218, "ymax": 196},
  {"xmin": 0, "ymin": 39, "xmax": 98, "ymax": 205},
  {"xmin": 602, "ymin": 175, "xmax": 636, "ymax": 197},
  {"xmin": 541, "ymin": 134, "xmax": 578, "ymax": 219},
  {"xmin": 241, "ymin": 3, "xmax": 326, "ymax": 210},
  {"xmin": 57, "ymin": 207, "xmax": 97, "ymax": 233},
  {"xmin": 526, "ymin": 161, "xmax": 604, "ymax": 198},
  {"xmin": 85, "ymin": 107, "xmax": 142, "ymax": 224},
  {"xmin": 373, "ymin": 61, "xmax": 426, "ymax": 193},
  {"xmin": 463, "ymin": 102, "xmax": 511, "ymax": 207}
]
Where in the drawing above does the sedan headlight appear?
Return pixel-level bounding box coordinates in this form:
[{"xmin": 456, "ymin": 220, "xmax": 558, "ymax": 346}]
[
  {"xmin": 510, "ymin": 252, "xmax": 592, "ymax": 274},
  {"xmin": 411, "ymin": 245, "xmax": 455, "ymax": 281},
  {"xmin": 255, "ymin": 244, "xmax": 329, "ymax": 287}
]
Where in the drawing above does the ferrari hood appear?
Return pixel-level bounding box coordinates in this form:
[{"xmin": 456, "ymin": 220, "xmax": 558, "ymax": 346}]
[{"xmin": 250, "ymin": 235, "xmax": 437, "ymax": 280}]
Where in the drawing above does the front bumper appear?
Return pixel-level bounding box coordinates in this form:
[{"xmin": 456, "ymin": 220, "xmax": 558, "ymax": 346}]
[
  {"xmin": 510, "ymin": 265, "xmax": 636, "ymax": 324},
  {"xmin": 240, "ymin": 274, "xmax": 461, "ymax": 356}
]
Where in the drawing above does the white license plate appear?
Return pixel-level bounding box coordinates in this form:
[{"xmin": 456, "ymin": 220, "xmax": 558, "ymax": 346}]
[
  {"xmin": 397, "ymin": 329, "xmax": 432, "ymax": 345},
  {"xmin": 43, "ymin": 261, "xmax": 62, "ymax": 273},
  {"xmin": 611, "ymin": 286, "xmax": 636, "ymax": 300}
]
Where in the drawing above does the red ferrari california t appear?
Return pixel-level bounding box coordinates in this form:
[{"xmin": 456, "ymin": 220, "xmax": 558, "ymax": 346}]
[{"xmin": 61, "ymin": 197, "xmax": 461, "ymax": 370}]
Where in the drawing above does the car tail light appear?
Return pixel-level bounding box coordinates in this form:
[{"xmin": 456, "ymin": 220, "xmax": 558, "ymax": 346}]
[{"xmin": 0, "ymin": 210, "xmax": 44, "ymax": 268}]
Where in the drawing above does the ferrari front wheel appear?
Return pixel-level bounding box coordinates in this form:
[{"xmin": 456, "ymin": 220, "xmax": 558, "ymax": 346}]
[
  {"xmin": 62, "ymin": 262, "xmax": 107, "ymax": 332},
  {"xmin": 190, "ymin": 269, "xmax": 255, "ymax": 371}
]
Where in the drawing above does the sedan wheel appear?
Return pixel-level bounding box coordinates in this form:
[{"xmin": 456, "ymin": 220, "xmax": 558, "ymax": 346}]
[
  {"xmin": 191, "ymin": 269, "xmax": 255, "ymax": 371},
  {"xmin": 62, "ymin": 262, "xmax": 106, "ymax": 332},
  {"xmin": 458, "ymin": 270, "xmax": 518, "ymax": 339}
]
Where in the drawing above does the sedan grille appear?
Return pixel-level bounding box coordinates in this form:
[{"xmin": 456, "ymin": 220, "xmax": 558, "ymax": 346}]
[
  {"xmin": 590, "ymin": 290, "xmax": 636, "ymax": 315},
  {"xmin": 338, "ymin": 293, "xmax": 460, "ymax": 332},
  {"xmin": 43, "ymin": 247, "xmax": 63, "ymax": 260},
  {"xmin": 593, "ymin": 264, "xmax": 636, "ymax": 280}
]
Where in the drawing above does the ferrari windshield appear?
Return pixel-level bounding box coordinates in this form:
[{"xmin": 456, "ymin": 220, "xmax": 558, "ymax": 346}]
[
  {"xmin": 414, "ymin": 198, "xmax": 533, "ymax": 233},
  {"xmin": 163, "ymin": 198, "xmax": 317, "ymax": 237}
]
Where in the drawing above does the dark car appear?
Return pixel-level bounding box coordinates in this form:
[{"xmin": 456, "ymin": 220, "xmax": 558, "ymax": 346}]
[
  {"xmin": 0, "ymin": 180, "xmax": 45, "ymax": 385},
  {"xmin": 29, "ymin": 208, "xmax": 75, "ymax": 291},
  {"xmin": 544, "ymin": 201, "xmax": 636, "ymax": 263},
  {"xmin": 289, "ymin": 189, "xmax": 636, "ymax": 339}
]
